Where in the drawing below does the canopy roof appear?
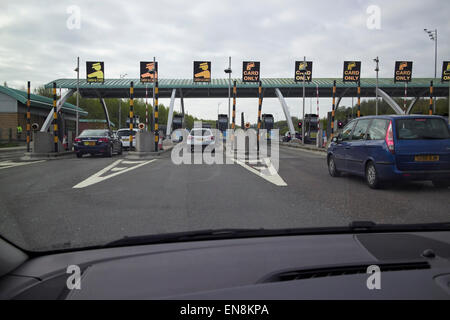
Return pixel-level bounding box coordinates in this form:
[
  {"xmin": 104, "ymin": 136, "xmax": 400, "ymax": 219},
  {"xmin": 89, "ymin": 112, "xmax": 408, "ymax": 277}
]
[{"xmin": 44, "ymin": 78, "xmax": 448, "ymax": 99}]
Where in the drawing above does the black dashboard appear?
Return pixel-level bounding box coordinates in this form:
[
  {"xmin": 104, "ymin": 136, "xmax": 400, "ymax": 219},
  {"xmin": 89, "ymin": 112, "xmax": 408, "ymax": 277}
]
[{"xmin": 1, "ymin": 231, "xmax": 449, "ymax": 299}]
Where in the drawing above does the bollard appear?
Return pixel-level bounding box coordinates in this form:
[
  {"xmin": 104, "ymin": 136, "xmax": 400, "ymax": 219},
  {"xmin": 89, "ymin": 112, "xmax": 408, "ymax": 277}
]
[
  {"xmin": 129, "ymin": 81, "xmax": 134, "ymax": 148},
  {"xmin": 429, "ymin": 81, "xmax": 433, "ymax": 115},
  {"xmin": 53, "ymin": 82, "xmax": 58, "ymax": 152},
  {"xmin": 232, "ymin": 80, "xmax": 237, "ymax": 130},
  {"xmin": 357, "ymin": 80, "xmax": 361, "ymax": 118},
  {"xmin": 27, "ymin": 81, "xmax": 31, "ymax": 152}
]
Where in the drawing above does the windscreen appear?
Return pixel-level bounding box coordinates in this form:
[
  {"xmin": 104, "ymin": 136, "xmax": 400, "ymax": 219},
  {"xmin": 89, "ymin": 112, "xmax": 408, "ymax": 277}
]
[{"xmin": 117, "ymin": 130, "xmax": 137, "ymax": 137}]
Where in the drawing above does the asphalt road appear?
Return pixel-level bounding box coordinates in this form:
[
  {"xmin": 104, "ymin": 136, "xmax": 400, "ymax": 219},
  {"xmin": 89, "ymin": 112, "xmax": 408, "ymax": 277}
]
[{"xmin": 0, "ymin": 146, "xmax": 449, "ymax": 252}]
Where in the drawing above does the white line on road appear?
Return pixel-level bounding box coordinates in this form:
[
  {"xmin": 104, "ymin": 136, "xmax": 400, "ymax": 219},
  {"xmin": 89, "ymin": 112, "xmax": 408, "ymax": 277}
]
[
  {"xmin": 231, "ymin": 157, "xmax": 287, "ymax": 187},
  {"xmin": 0, "ymin": 160, "xmax": 46, "ymax": 170},
  {"xmin": 73, "ymin": 159, "xmax": 156, "ymax": 189}
]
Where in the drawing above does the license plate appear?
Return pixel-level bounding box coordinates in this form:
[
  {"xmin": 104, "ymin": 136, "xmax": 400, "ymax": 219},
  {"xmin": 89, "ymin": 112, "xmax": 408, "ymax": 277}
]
[
  {"xmin": 414, "ymin": 155, "xmax": 439, "ymax": 162},
  {"xmin": 84, "ymin": 141, "xmax": 95, "ymax": 146},
  {"xmin": 196, "ymin": 138, "xmax": 203, "ymax": 142},
  {"xmin": 122, "ymin": 138, "xmax": 129, "ymax": 141}
]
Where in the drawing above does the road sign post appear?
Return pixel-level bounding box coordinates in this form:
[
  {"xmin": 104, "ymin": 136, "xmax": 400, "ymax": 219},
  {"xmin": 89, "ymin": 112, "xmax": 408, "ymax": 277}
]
[
  {"xmin": 257, "ymin": 81, "xmax": 263, "ymax": 152},
  {"xmin": 331, "ymin": 80, "xmax": 336, "ymax": 138},
  {"xmin": 232, "ymin": 80, "xmax": 237, "ymax": 130}
]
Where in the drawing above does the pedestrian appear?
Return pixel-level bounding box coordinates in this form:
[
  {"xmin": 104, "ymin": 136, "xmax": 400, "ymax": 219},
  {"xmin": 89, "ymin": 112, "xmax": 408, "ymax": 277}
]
[{"xmin": 16, "ymin": 124, "xmax": 23, "ymax": 141}]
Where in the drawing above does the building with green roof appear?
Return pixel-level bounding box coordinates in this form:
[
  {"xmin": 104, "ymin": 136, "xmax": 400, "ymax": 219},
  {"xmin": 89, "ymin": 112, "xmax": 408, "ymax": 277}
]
[{"xmin": 0, "ymin": 85, "xmax": 87, "ymax": 142}]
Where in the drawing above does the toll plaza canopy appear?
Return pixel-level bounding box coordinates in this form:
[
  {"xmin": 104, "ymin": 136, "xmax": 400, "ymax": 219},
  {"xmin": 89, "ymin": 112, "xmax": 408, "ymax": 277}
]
[{"xmin": 45, "ymin": 78, "xmax": 448, "ymax": 99}]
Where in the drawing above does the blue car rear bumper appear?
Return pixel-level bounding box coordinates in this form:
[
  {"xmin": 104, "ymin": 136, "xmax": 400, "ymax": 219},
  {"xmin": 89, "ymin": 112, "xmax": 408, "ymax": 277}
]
[{"xmin": 376, "ymin": 163, "xmax": 450, "ymax": 181}]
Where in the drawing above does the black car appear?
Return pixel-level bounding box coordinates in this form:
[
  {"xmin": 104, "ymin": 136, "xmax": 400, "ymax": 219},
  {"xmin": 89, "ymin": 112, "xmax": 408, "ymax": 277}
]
[{"xmin": 74, "ymin": 129, "xmax": 123, "ymax": 158}]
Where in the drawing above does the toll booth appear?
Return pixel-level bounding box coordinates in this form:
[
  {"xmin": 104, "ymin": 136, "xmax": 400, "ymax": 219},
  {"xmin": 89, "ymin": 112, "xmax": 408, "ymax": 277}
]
[
  {"xmin": 304, "ymin": 114, "xmax": 318, "ymax": 144},
  {"xmin": 261, "ymin": 114, "xmax": 274, "ymax": 131},
  {"xmin": 217, "ymin": 114, "xmax": 228, "ymax": 133},
  {"xmin": 172, "ymin": 115, "xmax": 183, "ymax": 130}
]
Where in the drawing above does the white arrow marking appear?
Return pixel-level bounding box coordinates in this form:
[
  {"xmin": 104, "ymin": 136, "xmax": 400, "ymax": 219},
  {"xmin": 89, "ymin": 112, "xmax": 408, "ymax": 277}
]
[
  {"xmin": 0, "ymin": 160, "xmax": 45, "ymax": 170},
  {"xmin": 73, "ymin": 159, "xmax": 156, "ymax": 189},
  {"xmin": 231, "ymin": 158, "xmax": 287, "ymax": 187}
]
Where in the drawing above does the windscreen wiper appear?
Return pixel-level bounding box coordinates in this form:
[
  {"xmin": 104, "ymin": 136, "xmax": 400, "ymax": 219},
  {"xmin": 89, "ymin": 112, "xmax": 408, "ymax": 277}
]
[{"xmin": 102, "ymin": 222, "xmax": 450, "ymax": 248}]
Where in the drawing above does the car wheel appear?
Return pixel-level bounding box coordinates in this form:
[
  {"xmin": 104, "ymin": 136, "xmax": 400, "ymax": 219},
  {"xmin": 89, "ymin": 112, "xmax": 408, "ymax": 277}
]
[
  {"xmin": 118, "ymin": 144, "xmax": 123, "ymax": 155},
  {"xmin": 432, "ymin": 180, "xmax": 449, "ymax": 189},
  {"xmin": 328, "ymin": 156, "xmax": 340, "ymax": 177},
  {"xmin": 76, "ymin": 152, "xmax": 82, "ymax": 158},
  {"xmin": 106, "ymin": 145, "xmax": 113, "ymax": 157},
  {"xmin": 365, "ymin": 161, "xmax": 382, "ymax": 189}
]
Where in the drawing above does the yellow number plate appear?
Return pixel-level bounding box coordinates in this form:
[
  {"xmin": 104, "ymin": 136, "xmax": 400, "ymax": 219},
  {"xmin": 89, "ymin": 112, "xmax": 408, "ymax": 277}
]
[
  {"xmin": 414, "ymin": 155, "xmax": 439, "ymax": 162},
  {"xmin": 84, "ymin": 141, "xmax": 95, "ymax": 146}
]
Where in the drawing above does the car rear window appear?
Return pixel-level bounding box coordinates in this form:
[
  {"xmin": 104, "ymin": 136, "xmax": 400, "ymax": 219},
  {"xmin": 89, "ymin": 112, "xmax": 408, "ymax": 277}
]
[
  {"xmin": 367, "ymin": 119, "xmax": 389, "ymax": 140},
  {"xmin": 396, "ymin": 118, "xmax": 450, "ymax": 140},
  {"xmin": 79, "ymin": 130, "xmax": 108, "ymax": 137},
  {"xmin": 118, "ymin": 130, "xmax": 137, "ymax": 137},
  {"xmin": 190, "ymin": 129, "xmax": 211, "ymax": 136}
]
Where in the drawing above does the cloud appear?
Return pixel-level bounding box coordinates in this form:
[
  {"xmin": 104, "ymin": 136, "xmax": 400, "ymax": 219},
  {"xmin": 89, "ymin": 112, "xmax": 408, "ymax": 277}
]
[{"xmin": 0, "ymin": 0, "xmax": 449, "ymax": 120}]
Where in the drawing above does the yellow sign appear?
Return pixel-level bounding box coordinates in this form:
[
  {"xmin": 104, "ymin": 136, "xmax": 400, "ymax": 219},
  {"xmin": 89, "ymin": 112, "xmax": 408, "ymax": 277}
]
[
  {"xmin": 242, "ymin": 61, "xmax": 260, "ymax": 82},
  {"xmin": 193, "ymin": 61, "xmax": 211, "ymax": 82},
  {"xmin": 343, "ymin": 61, "xmax": 361, "ymax": 82},
  {"xmin": 442, "ymin": 61, "xmax": 450, "ymax": 82},
  {"xmin": 86, "ymin": 62, "xmax": 104, "ymax": 83},
  {"xmin": 394, "ymin": 61, "xmax": 413, "ymax": 82}
]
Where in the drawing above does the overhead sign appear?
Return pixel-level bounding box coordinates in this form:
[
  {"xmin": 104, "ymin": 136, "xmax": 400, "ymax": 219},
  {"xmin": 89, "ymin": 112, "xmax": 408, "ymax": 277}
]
[
  {"xmin": 86, "ymin": 61, "xmax": 104, "ymax": 83},
  {"xmin": 242, "ymin": 61, "xmax": 260, "ymax": 82},
  {"xmin": 193, "ymin": 61, "xmax": 211, "ymax": 82},
  {"xmin": 394, "ymin": 61, "xmax": 413, "ymax": 82},
  {"xmin": 441, "ymin": 61, "xmax": 450, "ymax": 82},
  {"xmin": 140, "ymin": 61, "xmax": 158, "ymax": 83},
  {"xmin": 295, "ymin": 61, "xmax": 313, "ymax": 82},
  {"xmin": 343, "ymin": 61, "xmax": 361, "ymax": 82}
]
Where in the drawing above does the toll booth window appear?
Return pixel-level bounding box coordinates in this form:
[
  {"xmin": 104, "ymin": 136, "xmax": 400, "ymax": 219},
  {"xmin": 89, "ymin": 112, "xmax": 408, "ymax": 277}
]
[
  {"xmin": 351, "ymin": 119, "xmax": 371, "ymax": 141},
  {"xmin": 367, "ymin": 119, "xmax": 389, "ymax": 140},
  {"xmin": 340, "ymin": 121, "xmax": 355, "ymax": 141}
]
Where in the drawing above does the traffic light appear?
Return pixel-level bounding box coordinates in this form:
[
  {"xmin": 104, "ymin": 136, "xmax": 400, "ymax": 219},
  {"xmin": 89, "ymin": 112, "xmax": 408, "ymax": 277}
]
[{"xmin": 298, "ymin": 121, "xmax": 302, "ymax": 129}]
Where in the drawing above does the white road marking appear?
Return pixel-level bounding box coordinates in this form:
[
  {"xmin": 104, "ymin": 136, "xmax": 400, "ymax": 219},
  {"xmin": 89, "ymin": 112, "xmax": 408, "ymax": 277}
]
[
  {"xmin": 231, "ymin": 157, "xmax": 287, "ymax": 187},
  {"xmin": 110, "ymin": 167, "xmax": 127, "ymax": 172},
  {"xmin": 73, "ymin": 159, "xmax": 156, "ymax": 189},
  {"xmin": 0, "ymin": 160, "xmax": 45, "ymax": 170}
]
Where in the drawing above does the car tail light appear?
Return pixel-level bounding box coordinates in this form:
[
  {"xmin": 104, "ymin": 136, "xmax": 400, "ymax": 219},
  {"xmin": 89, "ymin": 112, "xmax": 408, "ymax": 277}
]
[
  {"xmin": 385, "ymin": 120, "xmax": 395, "ymax": 154},
  {"xmin": 74, "ymin": 138, "xmax": 81, "ymax": 143},
  {"xmin": 98, "ymin": 138, "xmax": 109, "ymax": 143},
  {"xmin": 211, "ymin": 136, "xmax": 215, "ymax": 141},
  {"xmin": 188, "ymin": 135, "xmax": 193, "ymax": 141}
]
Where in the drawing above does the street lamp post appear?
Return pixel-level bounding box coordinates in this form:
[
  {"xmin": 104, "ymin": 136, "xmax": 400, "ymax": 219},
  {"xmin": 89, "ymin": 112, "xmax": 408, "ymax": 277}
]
[
  {"xmin": 74, "ymin": 57, "xmax": 80, "ymax": 137},
  {"xmin": 424, "ymin": 28, "xmax": 437, "ymax": 113},
  {"xmin": 119, "ymin": 73, "xmax": 127, "ymax": 129},
  {"xmin": 224, "ymin": 57, "xmax": 232, "ymax": 129},
  {"xmin": 374, "ymin": 57, "xmax": 379, "ymax": 115}
]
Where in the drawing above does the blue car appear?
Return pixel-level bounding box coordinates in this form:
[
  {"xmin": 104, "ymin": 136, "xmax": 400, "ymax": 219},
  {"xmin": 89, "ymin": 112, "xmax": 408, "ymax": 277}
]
[{"xmin": 327, "ymin": 115, "xmax": 450, "ymax": 189}]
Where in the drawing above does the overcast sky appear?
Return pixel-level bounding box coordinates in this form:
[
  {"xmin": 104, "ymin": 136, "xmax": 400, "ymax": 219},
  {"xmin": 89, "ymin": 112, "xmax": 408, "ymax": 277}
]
[{"xmin": 1, "ymin": 0, "xmax": 449, "ymax": 121}]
